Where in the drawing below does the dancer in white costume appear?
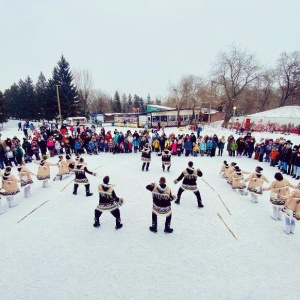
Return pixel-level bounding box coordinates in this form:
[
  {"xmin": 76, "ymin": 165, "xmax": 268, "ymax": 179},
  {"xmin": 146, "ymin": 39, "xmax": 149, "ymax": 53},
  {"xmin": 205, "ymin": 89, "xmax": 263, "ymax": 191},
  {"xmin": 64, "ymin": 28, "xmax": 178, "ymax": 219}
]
[
  {"xmin": 54, "ymin": 155, "xmax": 72, "ymax": 181},
  {"xmin": 35, "ymin": 155, "xmax": 57, "ymax": 188},
  {"xmin": 18, "ymin": 165, "xmax": 35, "ymax": 198},
  {"xmin": 281, "ymin": 187, "xmax": 300, "ymax": 234},
  {"xmin": 0, "ymin": 167, "xmax": 20, "ymax": 210},
  {"xmin": 219, "ymin": 160, "xmax": 229, "ymax": 178},
  {"xmin": 263, "ymin": 172, "xmax": 295, "ymax": 220},
  {"xmin": 231, "ymin": 166, "xmax": 250, "ymax": 195},
  {"xmin": 246, "ymin": 166, "xmax": 269, "ymax": 203}
]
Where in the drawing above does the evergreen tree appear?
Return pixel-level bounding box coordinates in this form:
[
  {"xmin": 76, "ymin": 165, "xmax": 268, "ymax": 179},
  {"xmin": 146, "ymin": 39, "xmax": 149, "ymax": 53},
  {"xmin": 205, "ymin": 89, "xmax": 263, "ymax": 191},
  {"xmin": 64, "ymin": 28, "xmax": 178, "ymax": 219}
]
[
  {"xmin": 133, "ymin": 94, "xmax": 140, "ymax": 109},
  {"xmin": 147, "ymin": 93, "xmax": 151, "ymax": 105},
  {"xmin": 155, "ymin": 97, "xmax": 162, "ymax": 105},
  {"xmin": 3, "ymin": 84, "xmax": 19, "ymax": 119},
  {"xmin": 52, "ymin": 55, "xmax": 79, "ymax": 120},
  {"xmin": 18, "ymin": 76, "xmax": 35, "ymax": 120},
  {"xmin": 121, "ymin": 93, "xmax": 127, "ymax": 113},
  {"xmin": 128, "ymin": 94, "xmax": 132, "ymax": 106},
  {"xmin": 112, "ymin": 91, "xmax": 121, "ymax": 112},
  {"xmin": 35, "ymin": 72, "xmax": 49, "ymax": 121},
  {"xmin": 127, "ymin": 94, "xmax": 133, "ymax": 112},
  {"xmin": 0, "ymin": 91, "xmax": 8, "ymax": 123}
]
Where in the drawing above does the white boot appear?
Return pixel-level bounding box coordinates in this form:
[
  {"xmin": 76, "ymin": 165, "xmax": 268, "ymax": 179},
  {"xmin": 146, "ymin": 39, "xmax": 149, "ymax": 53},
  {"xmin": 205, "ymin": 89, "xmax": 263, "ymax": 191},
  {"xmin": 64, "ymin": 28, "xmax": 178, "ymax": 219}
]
[
  {"xmin": 271, "ymin": 206, "xmax": 278, "ymax": 220},
  {"xmin": 0, "ymin": 198, "xmax": 6, "ymax": 215},
  {"xmin": 44, "ymin": 180, "xmax": 49, "ymax": 188},
  {"xmin": 42, "ymin": 180, "xmax": 45, "ymax": 188},
  {"xmin": 283, "ymin": 216, "xmax": 291, "ymax": 234},
  {"xmin": 254, "ymin": 195, "xmax": 258, "ymax": 203},
  {"xmin": 278, "ymin": 207, "xmax": 282, "ymax": 220},
  {"xmin": 291, "ymin": 219, "xmax": 296, "ymax": 234},
  {"xmin": 250, "ymin": 193, "xmax": 256, "ymax": 203},
  {"xmin": 27, "ymin": 186, "xmax": 32, "ymax": 197},
  {"xmin": 24, "ymin": 186, "xmax": 31, "ymax": 198},
  {"xmin": 7, "ymin": 196, "xmax": 18, "ymax": 208}
]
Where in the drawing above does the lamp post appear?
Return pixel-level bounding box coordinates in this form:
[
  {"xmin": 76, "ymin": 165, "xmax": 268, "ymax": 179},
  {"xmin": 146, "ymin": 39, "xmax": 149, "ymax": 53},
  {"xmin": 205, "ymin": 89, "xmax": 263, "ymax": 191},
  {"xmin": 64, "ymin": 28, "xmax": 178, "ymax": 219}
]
[
  {"xmin": 55, "ymin": 84, "xmax": 63, "ymax": 125},
  {"xmin": 209, "ymin": 80, "xmax": 220, "ymax": 125}
]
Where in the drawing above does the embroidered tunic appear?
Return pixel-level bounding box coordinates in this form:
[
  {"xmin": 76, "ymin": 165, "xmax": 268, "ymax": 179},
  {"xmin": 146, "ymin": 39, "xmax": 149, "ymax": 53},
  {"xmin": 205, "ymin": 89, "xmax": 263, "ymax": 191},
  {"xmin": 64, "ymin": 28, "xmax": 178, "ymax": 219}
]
[
  {"xmin": 69, "ymin": 163, "xmax": 93, "ymax": 185},
  {"xmin": 35, "ymin": 159, "xmax": 57, "ymax": 180},
  {"xmin": 18, "ymin": 166, "xmax": 34, "ymax": 187},
  {"xmin": 95, "ymin": 184, "xmax": 122, "ymax": 212},
  {"xmin": 264, "ymin": 179, "xmax": 295, "ymax": 206},
  {"xmin": 157, "ymin": 149, "xmax": 171, "ymax": 166},
  {"xmin": 247, "ymin": 172, "xmax": 269, "ymax": 195},
  {"xmin": 0, "ymin": 174, "xmax": 20, "ymax": 196},
  {"xmin": 146, "ymin": 183, "xmax": 175, "ymax": 216},
  {"xmin": 175, "ymin": 167, "xmax": 203, "ymax": 191},
  {"xmin": 141, "ymin": 146, "xmax": 151, "ymax": 162},
  {"xmin": 282, "ymin": 189, "xmax": 300, "ymax": 220}
]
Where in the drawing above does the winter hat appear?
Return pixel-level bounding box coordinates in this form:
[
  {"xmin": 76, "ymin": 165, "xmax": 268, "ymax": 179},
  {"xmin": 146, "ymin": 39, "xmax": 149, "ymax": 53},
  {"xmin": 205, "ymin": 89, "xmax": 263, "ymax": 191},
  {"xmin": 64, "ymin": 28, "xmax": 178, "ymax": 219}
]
[
  {"xmin": 188, "ymin": 161, "xmax": 193, "ymax": 167},
  {"xmin": 65, "ymin": 154, "xmax": 71, "ymax": 159},
  {"xmin": 42, "ymin": 154, "xmax": 48, "ymax": 160}
]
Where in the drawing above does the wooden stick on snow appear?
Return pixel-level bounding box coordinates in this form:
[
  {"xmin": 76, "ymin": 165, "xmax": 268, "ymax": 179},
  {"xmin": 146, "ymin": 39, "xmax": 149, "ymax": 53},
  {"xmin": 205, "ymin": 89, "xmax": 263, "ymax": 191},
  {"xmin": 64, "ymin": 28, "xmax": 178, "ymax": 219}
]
[
  {"xmin": 217, "ymin": 213, "xmax": 238, "ymax": 240},
  {"xmin": 218, "ymin": 194, "xmax": 232, "ymax": 215},
  {"xmin": 201, "ymin": 178, "xmax": 215, "ymax": 191},
  {"xmin": 17, "ymin": 200, "xmax": 49, "ymax": 223}
]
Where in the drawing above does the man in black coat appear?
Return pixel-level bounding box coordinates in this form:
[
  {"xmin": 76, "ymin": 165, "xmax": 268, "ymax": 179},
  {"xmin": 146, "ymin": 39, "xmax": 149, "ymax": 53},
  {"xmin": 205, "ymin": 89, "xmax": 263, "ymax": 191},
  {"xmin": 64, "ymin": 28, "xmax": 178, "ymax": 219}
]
[{"xmin": 174, "ymin": 161, "xmax": 204, "ymax": 208}]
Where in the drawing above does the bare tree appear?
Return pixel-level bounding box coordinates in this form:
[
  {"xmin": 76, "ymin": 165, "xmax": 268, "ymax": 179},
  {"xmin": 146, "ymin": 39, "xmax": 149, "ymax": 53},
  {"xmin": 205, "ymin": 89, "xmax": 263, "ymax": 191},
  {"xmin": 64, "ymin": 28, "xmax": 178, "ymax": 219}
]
[
  {"xmin": 211, "ymin": 45, "xmax": 259, "ymax": 127},
  {"xmin": 253, "ymin": 69, "xmax": 275, "ymax": 112},
  {"xmin": 275, "ymin": 51, "xmax": 300, "ymax": 107},
  {"xmin": 73, "ymin": 68, "xmax": 94, "ymax": 116},
  {"xmin": 89, "ymin": 90, "xmax": 112, "ymax": 113},
  {"xmin": 166, "ymin": 75, "xmax": 203, "ymax": 120}
]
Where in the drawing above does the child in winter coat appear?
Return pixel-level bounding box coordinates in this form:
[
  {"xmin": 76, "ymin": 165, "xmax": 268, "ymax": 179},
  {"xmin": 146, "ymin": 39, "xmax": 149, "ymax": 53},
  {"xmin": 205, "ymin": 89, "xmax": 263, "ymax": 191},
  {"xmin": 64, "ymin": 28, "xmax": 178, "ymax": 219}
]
[
  {"xmin": 269, "ymin": 146, "xmax": 279, "ymax": 167},
  {"xmin": 98, "ymin": 139, "xmax": 105, "ymax": 152},
  {"xmin": 103, "ymin": 140, "xmax": 109, "ymax": 152},
  {"xmin": 192, "ymin": 143, "xmax": 200, "ymax": 157},
  {"xmin": 199, "ymin": 139, "xmax": 206, "ymax": 156},
  {"xmin": 206, "ymin": 139, "xmax": 213, "ymax": 156},
  {"xmin": 132, "ymin": 137, "xmax": 139, "ymax": 153},
  {"xmin": 5, "ymin": 147, "xmax": 18, "ymax": 167},
  {"xmin": 108, "ymin": 139, "xmax": 114, "ymax": 153},
  {"xmin": 172, "ymin": 140, "xmax": 177, "ymax": 155},
  {"xmin": 55, "ymin": 141, "xmax": 62, "ymax": 155}
]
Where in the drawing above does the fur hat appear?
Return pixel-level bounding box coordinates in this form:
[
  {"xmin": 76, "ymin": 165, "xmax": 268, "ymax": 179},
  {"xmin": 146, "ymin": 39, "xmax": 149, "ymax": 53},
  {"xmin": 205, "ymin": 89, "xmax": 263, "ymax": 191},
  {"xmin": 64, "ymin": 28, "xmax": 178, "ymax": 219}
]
[{"xmin": 188, "ymin": 161, "xmax": 193, "ymax": 167}]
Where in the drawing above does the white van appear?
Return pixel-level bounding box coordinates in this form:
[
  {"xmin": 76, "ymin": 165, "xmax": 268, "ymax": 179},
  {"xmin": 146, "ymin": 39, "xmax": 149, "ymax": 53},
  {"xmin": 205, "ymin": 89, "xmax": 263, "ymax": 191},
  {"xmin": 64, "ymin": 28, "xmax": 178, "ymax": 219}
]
[{"xmin": 66, "ymin": 117, "xmax": 87, "ymax": 126}]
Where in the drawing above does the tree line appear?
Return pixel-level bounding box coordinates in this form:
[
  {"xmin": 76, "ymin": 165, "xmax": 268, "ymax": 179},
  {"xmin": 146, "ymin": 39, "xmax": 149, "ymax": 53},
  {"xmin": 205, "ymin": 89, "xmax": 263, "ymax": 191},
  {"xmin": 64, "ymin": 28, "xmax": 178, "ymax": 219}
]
[
  {"xmin": 1, "ymin": 46, "xmax": 299, "ymax": 127},
  {"xmin": 0, "ymin": 56, "xmax": 159, "ymax": 123},
  {"xmin": 165, "ymin": 46, "xmax": 300, "ymax": 126}
]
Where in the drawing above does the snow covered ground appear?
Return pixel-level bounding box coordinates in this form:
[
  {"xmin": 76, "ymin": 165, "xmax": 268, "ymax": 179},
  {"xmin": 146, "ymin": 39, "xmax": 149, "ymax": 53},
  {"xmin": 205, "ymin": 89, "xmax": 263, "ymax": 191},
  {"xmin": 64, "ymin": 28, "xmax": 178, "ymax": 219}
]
[{"xmin": 1, "ymin": 120, "xmax": 300, "ymax": 300}]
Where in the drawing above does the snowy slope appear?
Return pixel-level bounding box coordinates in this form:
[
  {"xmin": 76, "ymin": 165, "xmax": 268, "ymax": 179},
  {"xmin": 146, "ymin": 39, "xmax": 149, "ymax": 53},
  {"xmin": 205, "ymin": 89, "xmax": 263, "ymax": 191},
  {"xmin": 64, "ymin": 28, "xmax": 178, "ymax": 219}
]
[
  {"xmin": 247, "ymin": 105, "xmax": 300, "ymax": 118},
  {"xmin": 0, "ymin": 121, "xmax": 300, "ymax": 300}
]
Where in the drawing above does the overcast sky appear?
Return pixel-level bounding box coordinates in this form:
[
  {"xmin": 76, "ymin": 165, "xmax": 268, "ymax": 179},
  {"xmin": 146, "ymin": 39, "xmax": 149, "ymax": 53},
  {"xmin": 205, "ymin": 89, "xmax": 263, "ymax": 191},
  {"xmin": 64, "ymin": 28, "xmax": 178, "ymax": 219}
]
[{"xmin": 1, "ymin": 0, "xmax": 299, "ymax": 99}]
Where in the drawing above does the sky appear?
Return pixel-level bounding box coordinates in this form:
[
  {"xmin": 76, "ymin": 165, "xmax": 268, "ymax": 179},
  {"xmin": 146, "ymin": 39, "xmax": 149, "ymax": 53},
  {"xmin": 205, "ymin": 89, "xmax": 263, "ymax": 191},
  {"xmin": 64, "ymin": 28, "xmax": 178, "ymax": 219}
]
[
  {"xmin": 1, "ymin": 118, "xmax": 300, "ymax": 299},
  {"xmin": 1, "ymin": 0, "xmax": 299, "ymax": 100}
]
